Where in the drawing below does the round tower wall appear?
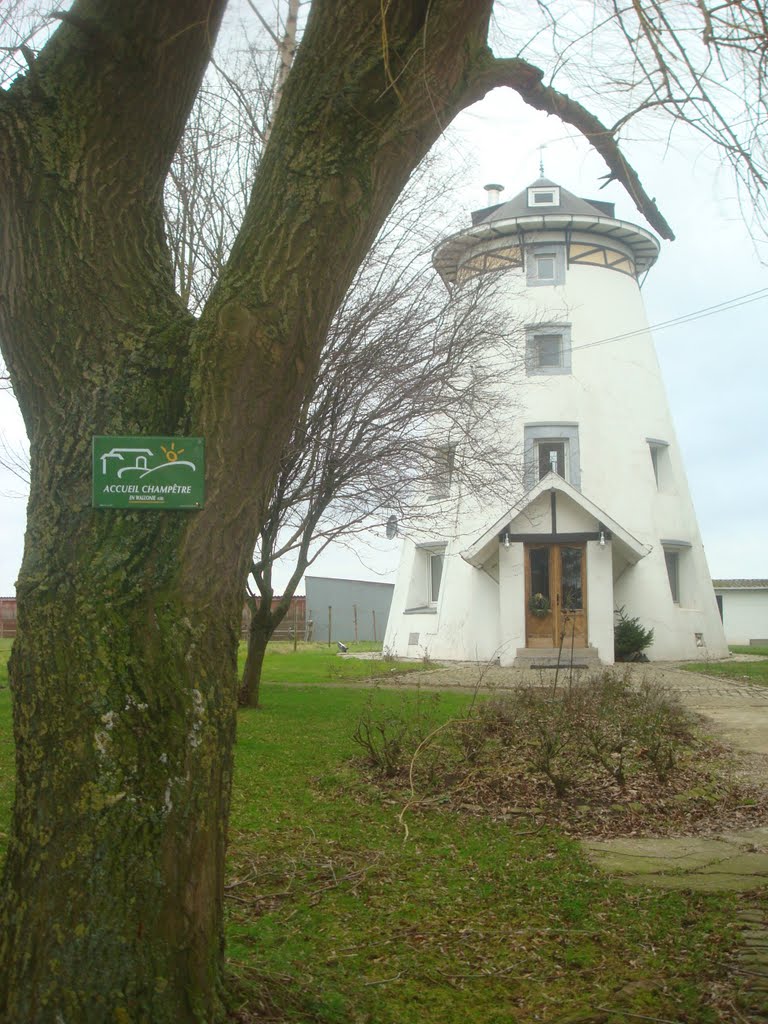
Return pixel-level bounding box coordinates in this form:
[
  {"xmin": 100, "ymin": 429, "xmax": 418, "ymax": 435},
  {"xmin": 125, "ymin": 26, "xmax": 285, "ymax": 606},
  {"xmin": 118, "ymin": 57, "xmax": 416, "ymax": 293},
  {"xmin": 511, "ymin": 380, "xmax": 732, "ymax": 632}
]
[{"xmin": 385, "ymin": 208, "xmax": 728, "ymax": 663}]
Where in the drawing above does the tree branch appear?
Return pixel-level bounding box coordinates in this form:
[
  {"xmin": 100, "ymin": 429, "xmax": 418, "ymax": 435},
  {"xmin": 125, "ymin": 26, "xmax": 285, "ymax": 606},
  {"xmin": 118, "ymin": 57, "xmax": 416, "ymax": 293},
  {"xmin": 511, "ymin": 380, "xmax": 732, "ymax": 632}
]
[
  {"xmin": 17, "ymin": 0, "xmax": 231, "ymax": 192},
  {"xmin": 466, "ymin": 53, "xmax": 675, "ymax": 240}
]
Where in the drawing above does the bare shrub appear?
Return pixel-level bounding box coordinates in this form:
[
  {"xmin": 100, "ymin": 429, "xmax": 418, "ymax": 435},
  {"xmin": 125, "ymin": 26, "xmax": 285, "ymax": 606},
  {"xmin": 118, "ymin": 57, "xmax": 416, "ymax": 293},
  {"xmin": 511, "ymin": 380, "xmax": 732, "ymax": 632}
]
[
  {"xmin": 492, "ymin": 672, "xmax": 694, "ymax": 796},
  {"xmin": 354, "ymin": 670, "xmax": 697, "ymax": 799},
  {"xmin": 631, "ymin": 680, "xmax": 694, "ymax": 783},
  {"xmin": 351, "ymin": 687, "xmax": 442, "ymax": 778}
]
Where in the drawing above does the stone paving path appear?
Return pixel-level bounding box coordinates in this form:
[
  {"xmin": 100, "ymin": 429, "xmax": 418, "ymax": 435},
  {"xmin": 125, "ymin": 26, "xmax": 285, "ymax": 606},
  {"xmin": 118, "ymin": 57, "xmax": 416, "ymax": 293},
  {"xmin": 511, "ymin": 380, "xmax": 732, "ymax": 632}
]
[{"xmin": 582, "ymin": 829, "xmax": 768, "ymax": 892}]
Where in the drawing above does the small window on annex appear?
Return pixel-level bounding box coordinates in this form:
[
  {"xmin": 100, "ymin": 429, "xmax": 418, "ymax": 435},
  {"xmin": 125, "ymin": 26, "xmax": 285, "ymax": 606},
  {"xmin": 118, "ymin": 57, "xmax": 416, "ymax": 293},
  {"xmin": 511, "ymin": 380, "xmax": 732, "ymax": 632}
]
[
  {"xmin": 526, "ymin": 244, "xmax": 565, "ymax": 287},
  {"xmin": 526, "ymin": 324, "xmax": 572, "ymax": 374},
  {"xmin": 406, "ymin": 543, "xmax": 447, "ymax": 613}
]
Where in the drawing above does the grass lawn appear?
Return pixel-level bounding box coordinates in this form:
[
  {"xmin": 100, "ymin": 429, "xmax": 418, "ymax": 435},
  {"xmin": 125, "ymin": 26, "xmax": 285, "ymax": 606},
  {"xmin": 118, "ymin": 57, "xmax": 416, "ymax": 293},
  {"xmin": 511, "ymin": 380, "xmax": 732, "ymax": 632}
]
[
  {"xmin": 730, "ymin": 645, "xmax": 768, "ymax": 657},
  {"xmin": 248, "ymin": 641, "xmax": 433, "ymax": 686},
  {"xmin": 680, "ymin": 645, "xmax": 768, "ymax": 685},
  {"xmin": 0, "ymin": 640, "xmax": 747, "ymax": 1022}
]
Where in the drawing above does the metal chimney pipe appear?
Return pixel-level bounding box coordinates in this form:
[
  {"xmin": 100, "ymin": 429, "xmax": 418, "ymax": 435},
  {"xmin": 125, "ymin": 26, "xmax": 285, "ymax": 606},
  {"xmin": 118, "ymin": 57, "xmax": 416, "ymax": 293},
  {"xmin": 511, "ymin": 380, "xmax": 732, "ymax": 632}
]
[{"xmin": 483, "ymin": 183, "xmax": 504, "ymax": 206}]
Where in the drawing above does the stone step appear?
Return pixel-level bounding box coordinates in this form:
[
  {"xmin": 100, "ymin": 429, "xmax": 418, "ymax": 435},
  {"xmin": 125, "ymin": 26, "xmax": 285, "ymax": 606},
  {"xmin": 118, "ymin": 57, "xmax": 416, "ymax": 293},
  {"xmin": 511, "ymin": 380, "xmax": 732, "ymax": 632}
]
[{"xmin": 513, "ymin": 646, "xmax": 602, "ymax": 669}]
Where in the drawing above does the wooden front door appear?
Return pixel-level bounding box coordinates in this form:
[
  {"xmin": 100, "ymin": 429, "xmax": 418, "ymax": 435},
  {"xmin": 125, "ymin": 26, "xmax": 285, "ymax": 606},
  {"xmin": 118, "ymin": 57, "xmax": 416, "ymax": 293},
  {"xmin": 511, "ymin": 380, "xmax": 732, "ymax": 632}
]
[{"xmin": 524, "ymin": 544, "xmax": 588, "ymax": 648}]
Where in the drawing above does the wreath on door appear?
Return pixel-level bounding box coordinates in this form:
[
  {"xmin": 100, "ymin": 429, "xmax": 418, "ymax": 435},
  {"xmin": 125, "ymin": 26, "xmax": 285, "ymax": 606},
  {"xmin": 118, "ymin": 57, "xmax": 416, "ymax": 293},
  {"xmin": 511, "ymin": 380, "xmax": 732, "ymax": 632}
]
[{"xmin": 529, "ymin": 592, "xmax": 551, "ymax": 617}]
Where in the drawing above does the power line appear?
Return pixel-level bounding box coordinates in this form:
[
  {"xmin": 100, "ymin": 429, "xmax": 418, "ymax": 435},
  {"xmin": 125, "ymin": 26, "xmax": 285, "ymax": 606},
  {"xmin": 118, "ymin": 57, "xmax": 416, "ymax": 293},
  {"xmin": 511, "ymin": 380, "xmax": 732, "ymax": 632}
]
[{"xmin": 572, "ymin": 286, "xmax": 768, "ymax": 352}]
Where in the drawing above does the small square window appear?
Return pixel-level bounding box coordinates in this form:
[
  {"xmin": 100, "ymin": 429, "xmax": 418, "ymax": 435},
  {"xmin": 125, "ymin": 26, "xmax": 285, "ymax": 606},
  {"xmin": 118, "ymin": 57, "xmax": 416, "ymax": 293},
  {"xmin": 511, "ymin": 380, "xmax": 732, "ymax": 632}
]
[
  {"xmin": 535, "ymin": 254, "xmax": 555, "ymax": 280},
  {"xmin": 526, "ymin": 324, "xmax": 571, "ymax": 375},
  {"xmin": 527, "ymin": 244, "xmax": 565, "ymax": 286},
  {"xmin": 535, "ymin": 333, "xmax": 562, "ymax": 367},
  {"xmin": 524, "ymin": 424, "xmax": 580, "ymax": 491}
]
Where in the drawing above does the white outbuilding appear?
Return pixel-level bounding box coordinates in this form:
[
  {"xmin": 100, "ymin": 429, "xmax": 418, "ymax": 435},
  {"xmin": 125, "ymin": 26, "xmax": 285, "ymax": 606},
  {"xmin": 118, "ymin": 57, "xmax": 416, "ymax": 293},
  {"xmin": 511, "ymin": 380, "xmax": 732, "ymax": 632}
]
[
  {"xmin": 384, "ymin": 177, "xmax": 728, "ymax": 666},
  {"xmin": 712, "ymin": 580, "xmax": 768, "ymax": 647}
]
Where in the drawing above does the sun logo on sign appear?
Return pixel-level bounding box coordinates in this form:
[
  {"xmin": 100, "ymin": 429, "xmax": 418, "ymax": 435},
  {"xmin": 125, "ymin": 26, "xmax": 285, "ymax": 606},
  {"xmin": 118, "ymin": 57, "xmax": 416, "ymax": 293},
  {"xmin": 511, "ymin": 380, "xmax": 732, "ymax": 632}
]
[{"xmin": 161, "ymin": 442, "xmax": 185, "ymax": 463}]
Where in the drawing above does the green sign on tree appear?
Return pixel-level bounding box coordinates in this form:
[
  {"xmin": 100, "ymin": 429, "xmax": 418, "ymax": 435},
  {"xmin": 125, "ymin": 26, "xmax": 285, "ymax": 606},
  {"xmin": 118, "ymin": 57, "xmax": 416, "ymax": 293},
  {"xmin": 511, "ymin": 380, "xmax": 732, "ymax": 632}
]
[{"xmin": 92, "ymin": 436, "xmax": 205, "ymax": 509}]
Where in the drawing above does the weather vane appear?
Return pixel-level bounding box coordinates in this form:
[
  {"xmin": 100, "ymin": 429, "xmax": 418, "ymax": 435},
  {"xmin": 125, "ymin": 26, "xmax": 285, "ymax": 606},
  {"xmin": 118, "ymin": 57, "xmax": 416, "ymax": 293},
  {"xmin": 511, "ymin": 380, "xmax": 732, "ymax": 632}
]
[{"xmin": 538, "ymin": 143, "xmax": 547, "ymax": 178}]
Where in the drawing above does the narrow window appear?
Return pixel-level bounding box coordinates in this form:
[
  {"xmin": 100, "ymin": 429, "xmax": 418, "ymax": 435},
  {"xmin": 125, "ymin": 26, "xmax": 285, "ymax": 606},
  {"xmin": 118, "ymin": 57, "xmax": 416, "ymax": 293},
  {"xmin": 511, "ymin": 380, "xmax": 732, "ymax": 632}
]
[
  {"xmin": 427, "ymin": 444, "xmax": 456, "ymax": 499},
  {"xmin": 537, "ymin": 440, "xmax": 566, "ymax": 480},
  {"xmin": 647, "ymin": 439, "xmax": 670, "ymax": 490},
  {"xmin": 524, "ymin": 424, "xmax": 580, "ymax": 491},
  {"xmin": 664, "ymin": 549, "xmax": 680, "ymax": 604},
  {"xmin": 428, "ymin": 552, "xmax": 444, "ymax": 605},
  {"xmin": 650, "ymin": 445, "xmax": 660, "ymax": 486}
]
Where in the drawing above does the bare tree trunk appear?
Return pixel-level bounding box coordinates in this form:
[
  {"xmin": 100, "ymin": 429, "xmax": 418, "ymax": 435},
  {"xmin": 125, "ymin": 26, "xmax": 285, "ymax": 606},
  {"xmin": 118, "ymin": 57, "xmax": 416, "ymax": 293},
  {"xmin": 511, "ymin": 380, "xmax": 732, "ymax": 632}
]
[
  {"xmin": 4, "ymin": 561, "xmax": 240, "ymax": 1022},
  {"xmin": 239, "ymin": 612, "xmax": 272, "ymax": 708}
]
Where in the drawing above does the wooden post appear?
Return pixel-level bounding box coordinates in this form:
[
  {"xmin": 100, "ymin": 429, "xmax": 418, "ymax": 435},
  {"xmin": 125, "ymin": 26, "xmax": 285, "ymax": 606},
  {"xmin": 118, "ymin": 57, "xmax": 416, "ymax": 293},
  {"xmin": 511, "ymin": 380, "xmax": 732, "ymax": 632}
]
[
  {"xmin": 328, "ymin": 605, "xmax": 332, "ymax": 646},
  {"xmin": 293, "ymin": 600, "xmax": 298, "ymax": 651},
  {"xmin": 353, "ymin": 604, "xmax": 358, "ymax": 643},
  {"xmin": 372, "ymin": 609, "xmax": 377, "ymax": 643}
]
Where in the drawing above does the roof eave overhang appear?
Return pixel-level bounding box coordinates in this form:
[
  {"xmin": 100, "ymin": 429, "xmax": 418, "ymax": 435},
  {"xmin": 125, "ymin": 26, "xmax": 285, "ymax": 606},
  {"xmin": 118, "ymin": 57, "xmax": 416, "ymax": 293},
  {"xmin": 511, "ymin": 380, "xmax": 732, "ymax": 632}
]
[
  {"xmin": 462, "ymin": 475, "xmax": 650, "ymax": 570},
  {"xmin": 434, "ymin": 214, "xmax": 660, "ymax": 285}
]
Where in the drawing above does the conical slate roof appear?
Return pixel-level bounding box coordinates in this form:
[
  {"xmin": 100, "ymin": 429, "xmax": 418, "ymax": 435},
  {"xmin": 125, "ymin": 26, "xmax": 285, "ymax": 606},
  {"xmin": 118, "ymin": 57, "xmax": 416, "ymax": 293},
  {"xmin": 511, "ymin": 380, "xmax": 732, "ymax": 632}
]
[{"xmin": 472, "ymin": 178, "xmax": 615, "ymax": 226}]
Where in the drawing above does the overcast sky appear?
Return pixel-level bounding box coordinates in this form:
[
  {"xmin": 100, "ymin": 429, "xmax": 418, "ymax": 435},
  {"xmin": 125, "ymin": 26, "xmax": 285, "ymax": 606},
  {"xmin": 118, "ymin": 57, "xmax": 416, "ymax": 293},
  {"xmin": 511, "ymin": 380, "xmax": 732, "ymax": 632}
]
[{"xmin": 1, "ymin": 9, "xmax": 766, "ymax": 597}]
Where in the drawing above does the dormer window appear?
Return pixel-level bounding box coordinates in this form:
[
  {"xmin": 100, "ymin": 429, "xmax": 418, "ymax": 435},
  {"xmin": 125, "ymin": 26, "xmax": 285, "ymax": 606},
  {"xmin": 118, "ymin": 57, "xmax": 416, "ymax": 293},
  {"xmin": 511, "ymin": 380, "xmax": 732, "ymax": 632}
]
[{"xmin": 528, "ymin": 186, "xmax": 560, "ymax": 208}]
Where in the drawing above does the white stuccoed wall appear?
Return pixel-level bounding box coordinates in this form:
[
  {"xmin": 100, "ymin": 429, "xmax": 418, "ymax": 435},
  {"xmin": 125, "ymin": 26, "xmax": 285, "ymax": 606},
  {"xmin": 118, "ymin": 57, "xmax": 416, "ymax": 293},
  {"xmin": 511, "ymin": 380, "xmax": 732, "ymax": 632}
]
[{"xmin": 713, "ymin": 588, "xmax": 768, "ymax": 645}]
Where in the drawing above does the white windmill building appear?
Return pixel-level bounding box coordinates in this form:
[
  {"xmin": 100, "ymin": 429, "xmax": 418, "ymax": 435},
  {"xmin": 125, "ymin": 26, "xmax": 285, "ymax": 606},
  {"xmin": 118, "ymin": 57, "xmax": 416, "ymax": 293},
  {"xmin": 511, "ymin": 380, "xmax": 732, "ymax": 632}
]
[{"xmin": 384, "ymin": 177, "xmax": 727, "ymax": 666}]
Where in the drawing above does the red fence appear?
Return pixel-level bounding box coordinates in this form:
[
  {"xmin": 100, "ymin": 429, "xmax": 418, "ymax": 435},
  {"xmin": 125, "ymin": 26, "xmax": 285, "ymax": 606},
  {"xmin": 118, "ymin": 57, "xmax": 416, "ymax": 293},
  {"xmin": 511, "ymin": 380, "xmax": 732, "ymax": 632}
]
[
  {"xmin": 0, "ymin": 597, "xmax": 17, "ymax": 638},
  {"xmin": 241, "ymin": 595, "xmax": 307, "ymax": 641}
]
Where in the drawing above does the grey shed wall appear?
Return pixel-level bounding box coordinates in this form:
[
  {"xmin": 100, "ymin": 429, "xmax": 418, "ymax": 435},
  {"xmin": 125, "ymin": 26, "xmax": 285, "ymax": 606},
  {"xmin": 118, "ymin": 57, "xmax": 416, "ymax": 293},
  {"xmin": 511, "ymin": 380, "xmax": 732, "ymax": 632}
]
[{"xmin": 305, "ymin": 576, "xmax": 395, "ymax": 644}]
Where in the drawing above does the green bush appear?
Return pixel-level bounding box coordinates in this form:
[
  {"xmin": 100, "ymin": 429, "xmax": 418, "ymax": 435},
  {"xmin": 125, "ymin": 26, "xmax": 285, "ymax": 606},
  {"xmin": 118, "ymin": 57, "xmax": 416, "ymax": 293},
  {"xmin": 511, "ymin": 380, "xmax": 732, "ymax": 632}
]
[{"xmin": 614, "ymin": 606, "xmax": 654, "ymax": 661}]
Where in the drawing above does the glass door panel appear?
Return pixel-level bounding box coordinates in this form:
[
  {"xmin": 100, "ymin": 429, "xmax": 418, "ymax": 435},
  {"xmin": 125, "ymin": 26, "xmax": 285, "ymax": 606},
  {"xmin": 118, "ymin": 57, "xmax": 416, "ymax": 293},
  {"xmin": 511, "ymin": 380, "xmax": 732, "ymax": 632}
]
[
  {"xmin": 560, "ymin": 547, "xmax": 583, "ymax": 610},
  {"xmin": 529, "ymin": 546, "xmax": 550, "ymax": 602}
]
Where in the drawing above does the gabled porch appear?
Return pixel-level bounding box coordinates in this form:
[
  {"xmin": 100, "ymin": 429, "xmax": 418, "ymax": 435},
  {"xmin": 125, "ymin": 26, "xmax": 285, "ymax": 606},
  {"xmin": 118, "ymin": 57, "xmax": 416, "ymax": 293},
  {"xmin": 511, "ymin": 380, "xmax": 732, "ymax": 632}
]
[{"xmin": 462, "ymin": 474, "xmax": 650, "ymax": 667}]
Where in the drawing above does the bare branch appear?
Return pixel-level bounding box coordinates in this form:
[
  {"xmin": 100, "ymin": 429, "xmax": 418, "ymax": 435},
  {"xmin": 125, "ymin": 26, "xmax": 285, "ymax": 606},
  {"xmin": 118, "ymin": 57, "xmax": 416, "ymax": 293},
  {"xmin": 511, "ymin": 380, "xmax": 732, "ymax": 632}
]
[{"xmin": 467, "ymin": 52, "xmax": 675, "ymax": 239}]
